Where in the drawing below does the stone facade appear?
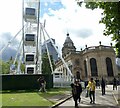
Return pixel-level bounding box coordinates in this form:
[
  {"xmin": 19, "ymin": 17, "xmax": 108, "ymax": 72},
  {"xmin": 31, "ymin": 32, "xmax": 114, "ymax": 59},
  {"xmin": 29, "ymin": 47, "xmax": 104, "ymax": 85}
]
[{"xmin": 55, "ymin": 34, "xmax": 119, "ymax": 82}]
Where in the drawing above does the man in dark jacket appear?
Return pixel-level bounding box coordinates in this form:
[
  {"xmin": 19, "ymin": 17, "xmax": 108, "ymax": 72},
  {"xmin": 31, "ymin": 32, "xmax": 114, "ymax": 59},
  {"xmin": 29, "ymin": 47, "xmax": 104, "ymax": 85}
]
[
  {"xmin": 71, "ymin": 83, "xmax": 78, "ymax": 108},
  {"xmin": 101, "ymin": 77, "xmax": 106, "ymax": 95},
  {"xmin": 75, "ymin": 79, "xmax": 82, "ymax": 103},
  {"xmin": 71, "ymin": 79, "xmax": 82, "ymax": 108},
  {"xmin": 113, "ymin": 77, "xmax": 117, "ymax": 90}
]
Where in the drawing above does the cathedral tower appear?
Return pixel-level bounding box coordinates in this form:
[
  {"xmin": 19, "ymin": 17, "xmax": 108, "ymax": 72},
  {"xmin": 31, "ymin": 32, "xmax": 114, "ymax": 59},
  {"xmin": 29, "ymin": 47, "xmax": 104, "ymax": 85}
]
[{"xmin": 62, "ymin": 33, "xmax": 76, "ymax": 56}]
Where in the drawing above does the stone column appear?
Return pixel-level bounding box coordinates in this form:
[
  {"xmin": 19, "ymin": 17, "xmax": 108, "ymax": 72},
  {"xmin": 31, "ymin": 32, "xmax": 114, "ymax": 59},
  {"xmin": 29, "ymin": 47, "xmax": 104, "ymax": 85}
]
[
  {"xmin": 97, "ymin": 55, "xmax": 106, "ymax": 78},
  {"xmin": 86, "ymin": 56, "xmax": 91, "ymax": 80},
  {"xmin": 101, "ymin": 57, "xmax": 107, "ymax": 77}
]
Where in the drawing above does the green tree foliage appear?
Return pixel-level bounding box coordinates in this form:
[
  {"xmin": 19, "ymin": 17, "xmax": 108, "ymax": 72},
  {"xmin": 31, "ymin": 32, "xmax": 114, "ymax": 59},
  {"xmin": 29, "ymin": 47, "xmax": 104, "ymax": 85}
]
[
  {"xmin": 0, "ymin": 60, "xmax": 10, "ymax": 74},
  {"xmin": 0, "ymin": 53, "xmax": 54, "ymax": 74},
  {"xmin": 0, "ymin": 58, "xmax": 25, "ymax": 74},
  {"xmin": 20, "ymin": 63, "xmax": 25, "ymax": 73},
  {"xmin": 42, "ymin": 53, "xmax": 55, "ymax": 74},
  {"xmin": 77, "ymin": 1, "xmax": 120, "ymax": 57}
]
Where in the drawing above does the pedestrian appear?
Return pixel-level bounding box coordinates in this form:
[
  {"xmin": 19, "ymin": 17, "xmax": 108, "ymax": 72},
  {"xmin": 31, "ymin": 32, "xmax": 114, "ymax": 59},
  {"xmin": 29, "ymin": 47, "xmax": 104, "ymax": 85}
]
[
  {"xmin": 70, "ymin": 82, "xmax": 79, "ymax": 108},
  {"xmin": 37, "ymin": 76, "xmax": 46, "ymax": 92},
  {"xmin": 37, "ymin": 76, "xmax": 42, "ymax": 91},
  {"xmin": 87, "ymin": 77, "xmax": 96, "ymax": 104},
  {"xmin": 113, "ymin": 77, "xmax": 117, "ymax": 90},
  {"xmin": 101, "ymin": 77, "xmax": 106, "ymax": 95},
  {"xmin": 84, "ymin": 80, "xmax": 88, "ymax": 89},
  {"xmin": 95, "ymin": 78, "xmax": 100, "ymax": 89},
  {"xmin": 41, "ymin": 76, "xmax": 46, "ymax": 92},
  {"xmin": 75, "ymin": 79, "xmax": 82, "ymax": 103},
  {"xmin": 71, "ymin": 79, "xmax": 82, "ymax": 108}
]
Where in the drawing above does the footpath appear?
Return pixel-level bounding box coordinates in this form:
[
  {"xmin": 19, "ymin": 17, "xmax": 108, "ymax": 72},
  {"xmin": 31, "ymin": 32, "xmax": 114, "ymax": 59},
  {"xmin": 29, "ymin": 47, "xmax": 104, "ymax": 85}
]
[{"xmin": 50, "ymin": 85, "xmax": 120, "ymax": 108}]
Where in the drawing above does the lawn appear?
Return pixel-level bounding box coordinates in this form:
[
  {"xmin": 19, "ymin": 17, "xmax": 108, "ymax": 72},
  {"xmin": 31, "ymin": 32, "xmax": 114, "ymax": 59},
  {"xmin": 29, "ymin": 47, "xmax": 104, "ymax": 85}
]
[
  {"xmin": 1, "ymin": 88, "xmax": 71, "ymax": 107},
  {"xmin": 2, "ymin": 92, "xmax": 52, "ymax": 106}
]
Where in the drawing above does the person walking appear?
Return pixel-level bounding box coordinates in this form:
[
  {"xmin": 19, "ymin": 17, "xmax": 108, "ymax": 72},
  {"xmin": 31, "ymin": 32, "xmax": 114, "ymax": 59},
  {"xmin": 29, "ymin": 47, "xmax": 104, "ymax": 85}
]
[
  {"xmin": 37, "ymin": 76, "xmax": 42, "ymax": 91},
  {"xmin": 37, "ymin": 76, "xmax": 46, "ymax": 92},
  {"xmin": 95, "ymin": 78, "xmax": 100, "ymax": 89},
  {"xmin": 101, "ymin": 77, "xmax": 106, "ymax": 95},
  {"xmin": 70, "ymin": 83, "xmax": 79, "ymax": 108},
  {"xmin": 113, "ymin": 77, "xmax": 117, "ymax": 90},
  {"xmin": 41, "ymin": 76, "xmax": 46, "ymax": 92},
  {"xmin": 75, "ymin": 79, "xmax": 82, "ymax": 103},
  {"xmin": 87, "ymin": 77, "xmax": 96, "ymax": 104}
]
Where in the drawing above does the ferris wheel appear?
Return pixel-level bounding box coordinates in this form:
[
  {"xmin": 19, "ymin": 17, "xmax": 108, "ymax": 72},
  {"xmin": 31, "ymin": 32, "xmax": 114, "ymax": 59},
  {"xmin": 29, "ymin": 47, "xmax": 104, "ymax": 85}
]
[
  {"xmin": 0, "ymin": 0, "xmax": 73, "ymax": 82},
  {"xmin": 22, "ymin": 0, "xmax": 41, "ymax": 74}
]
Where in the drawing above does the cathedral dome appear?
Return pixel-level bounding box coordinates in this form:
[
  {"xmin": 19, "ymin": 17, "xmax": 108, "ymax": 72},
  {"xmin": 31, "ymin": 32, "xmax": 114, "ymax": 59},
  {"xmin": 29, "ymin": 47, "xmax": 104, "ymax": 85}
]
[
  {"xmin": 62, "ymin": 33, "xmax": 76, "ymax": 56},
  {"xmin": 64, "ymin": 33, "xmax": 73, "ymax": 43}
]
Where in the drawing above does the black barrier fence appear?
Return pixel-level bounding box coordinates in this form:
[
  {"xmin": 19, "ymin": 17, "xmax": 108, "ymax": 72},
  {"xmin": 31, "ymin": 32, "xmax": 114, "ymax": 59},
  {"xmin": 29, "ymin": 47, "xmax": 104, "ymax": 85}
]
[{"xmin": 0, "ymin": 74, "xmax": 53, "ymax": 90}]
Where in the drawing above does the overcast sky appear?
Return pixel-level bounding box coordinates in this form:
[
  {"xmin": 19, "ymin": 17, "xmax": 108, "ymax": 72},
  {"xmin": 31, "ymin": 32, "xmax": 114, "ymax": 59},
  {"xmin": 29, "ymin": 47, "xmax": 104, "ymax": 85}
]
[{"xmin": 0, "ymin": 0, "xmax": 115, "ymax": 52}]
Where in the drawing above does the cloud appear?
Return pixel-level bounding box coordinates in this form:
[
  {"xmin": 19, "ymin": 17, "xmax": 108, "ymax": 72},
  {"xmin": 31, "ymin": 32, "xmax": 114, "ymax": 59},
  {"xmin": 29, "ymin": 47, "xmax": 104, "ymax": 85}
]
[
  {"xmin": 0, "ymin": 32, "xmax": 19, "ymax": 50},
  {"xmin": 0, "ymin": 0, "xmax": 22, "ymax": 35},
  {"xmin": 0, "ymin": 32, "xmax": 20, "ymax": 61},
  {"xmin": 68, "ymin": 28, "xmax": 93, "ymax": 38},
  {"xmin": 0, "ymin": 0, "xmax": 115, "ymax": 53},
  {"xmin": 40, "ymin": 1, "xmax": 64, "ymax": 17},
  {"xmin": 1, "ymin": 47, "xmax": 17, "ymax": 61},
  {"xmin": 41, "ymin": 1, "xmax": 114, "ymax": 51}
]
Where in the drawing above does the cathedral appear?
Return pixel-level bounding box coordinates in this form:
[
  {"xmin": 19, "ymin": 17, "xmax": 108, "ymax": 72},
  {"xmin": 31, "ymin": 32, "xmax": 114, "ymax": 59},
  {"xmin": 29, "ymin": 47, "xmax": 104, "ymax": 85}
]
[{"xmin": 55, "ymin": 33, "xmax": 119, "ymax": 82}]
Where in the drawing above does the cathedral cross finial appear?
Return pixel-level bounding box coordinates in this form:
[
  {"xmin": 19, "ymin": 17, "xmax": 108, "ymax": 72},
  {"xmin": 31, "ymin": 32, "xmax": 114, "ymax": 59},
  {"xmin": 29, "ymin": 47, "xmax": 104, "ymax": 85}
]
[{"xmin": 67, "ymin": 33, "xmax": 69, "ymax": 37}]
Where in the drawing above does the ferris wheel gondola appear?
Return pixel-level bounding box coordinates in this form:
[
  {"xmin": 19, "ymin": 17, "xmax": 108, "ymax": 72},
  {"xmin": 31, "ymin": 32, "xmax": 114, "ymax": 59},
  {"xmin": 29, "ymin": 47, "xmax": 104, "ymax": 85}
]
[
  {"xmin": 24, "ymin": 33, "xmax": 36, "ymax": 46},
  {"xmin": 25, "ymin": 53, "xmax": 36, "ymax": 64},
  {"xmin": 24, "ymin": 7, "xmax": 37, "ymax": 22},
  {"xmin": 25, "ymin": 65, "xmax": 36, "ymax": 74}
]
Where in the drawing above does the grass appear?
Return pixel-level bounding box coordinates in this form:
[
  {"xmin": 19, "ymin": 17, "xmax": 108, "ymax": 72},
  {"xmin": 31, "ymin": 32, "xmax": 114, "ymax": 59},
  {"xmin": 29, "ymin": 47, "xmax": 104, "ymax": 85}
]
[
  {"xmin": 2, "ymin": 92, "xmax": 52, "ymax": 106},
  {"xmin": 1, "ymin": 88, "xmax": 71, "ymax": 107}
]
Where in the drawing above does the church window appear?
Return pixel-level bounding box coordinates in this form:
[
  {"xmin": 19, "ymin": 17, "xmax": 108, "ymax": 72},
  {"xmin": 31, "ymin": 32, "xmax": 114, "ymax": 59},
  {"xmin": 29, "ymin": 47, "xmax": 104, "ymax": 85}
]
[
  {"xmin": 90, "ymin": 58, "xmax": 98, "ymax": 76},
  {"xmin": 106, "ymin": 57, "xmax": 114, "ymax": 76},
  {"xmin": 84, "ymin": 60, "xmax": 88, "ymax": 77}
]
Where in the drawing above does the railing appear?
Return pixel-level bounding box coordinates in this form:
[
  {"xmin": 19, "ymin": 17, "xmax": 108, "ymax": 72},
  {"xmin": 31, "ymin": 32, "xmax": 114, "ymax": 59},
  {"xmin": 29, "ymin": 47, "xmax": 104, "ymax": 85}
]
[
  {"xmin": 53, "ymin": 80, "xmax": 85, "ymax": 88},
  {"xmin": 53, "ymin": 81, "xmax": 71, "ymax": 88},
  {"xmin": 82, "ymin": 45, "xmax": 113, "ymax": 54}
]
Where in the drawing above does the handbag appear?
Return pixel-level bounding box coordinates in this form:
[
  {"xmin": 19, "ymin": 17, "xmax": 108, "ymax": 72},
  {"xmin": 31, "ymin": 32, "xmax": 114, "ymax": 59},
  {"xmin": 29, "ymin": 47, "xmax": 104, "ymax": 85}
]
[{"xmin": 85, "ymin": 89, "xmax": 89, "ymax": 97}]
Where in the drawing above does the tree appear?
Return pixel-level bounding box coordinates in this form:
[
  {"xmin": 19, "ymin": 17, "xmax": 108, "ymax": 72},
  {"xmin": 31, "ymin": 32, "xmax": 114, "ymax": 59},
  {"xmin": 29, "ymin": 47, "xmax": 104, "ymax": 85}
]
[
  {"xmin": 0, "ymin": 60, "xmax": 10, "ymax": 74},
  {"xmin": 20, "ymin": 63, "xmax": 25, "ymax": 73},
  {"xmin": 77, "ymin": 1, "xmax": 120, "ymax": 57},
  {"xmin": 42, "ymin": 53, "xmax": 55, "ymax": 74},
  {"xmin": 0, "ymin": 58, "xmax": 25, "ymax": 74}
]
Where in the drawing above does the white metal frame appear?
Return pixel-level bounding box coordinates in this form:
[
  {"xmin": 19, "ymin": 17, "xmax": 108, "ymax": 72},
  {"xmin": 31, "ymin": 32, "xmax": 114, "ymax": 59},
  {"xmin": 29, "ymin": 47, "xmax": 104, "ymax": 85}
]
[{"xmin": 0, "ymin": 0, "xmax": 73, "ymax": 82}]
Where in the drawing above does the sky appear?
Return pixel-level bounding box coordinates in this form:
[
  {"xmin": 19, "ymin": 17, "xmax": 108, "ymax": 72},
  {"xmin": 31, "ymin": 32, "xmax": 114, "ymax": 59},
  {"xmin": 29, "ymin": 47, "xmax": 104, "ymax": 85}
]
[{"xmin": 0, "ymin": 0, "xmax": 115, "ymax": 52}]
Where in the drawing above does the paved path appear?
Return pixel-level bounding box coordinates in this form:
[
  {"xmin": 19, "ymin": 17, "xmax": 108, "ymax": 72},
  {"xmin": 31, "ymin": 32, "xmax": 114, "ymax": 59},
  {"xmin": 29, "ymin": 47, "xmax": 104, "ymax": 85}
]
[{"xmin": 56, "ymin": 85, "xmax": 119, "ymax": 108}]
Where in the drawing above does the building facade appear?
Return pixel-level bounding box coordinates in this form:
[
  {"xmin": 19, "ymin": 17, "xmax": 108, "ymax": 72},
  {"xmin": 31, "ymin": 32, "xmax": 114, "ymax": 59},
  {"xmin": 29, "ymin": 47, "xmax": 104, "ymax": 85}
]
[
  {"xmin": 42, "ymin": 38, "xmax": 58, "ymax": 62},
  {"xmin": 55, "ymin": 33, "xmax": 119, "ymax": 82}
]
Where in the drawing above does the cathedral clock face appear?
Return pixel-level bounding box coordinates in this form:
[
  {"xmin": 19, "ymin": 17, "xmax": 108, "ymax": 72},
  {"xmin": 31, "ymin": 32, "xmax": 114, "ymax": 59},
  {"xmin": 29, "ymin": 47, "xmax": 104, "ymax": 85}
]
[{"xmin": 75, "ymin": 59, "xmax": 80, "ymax": 65}]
